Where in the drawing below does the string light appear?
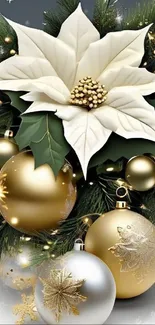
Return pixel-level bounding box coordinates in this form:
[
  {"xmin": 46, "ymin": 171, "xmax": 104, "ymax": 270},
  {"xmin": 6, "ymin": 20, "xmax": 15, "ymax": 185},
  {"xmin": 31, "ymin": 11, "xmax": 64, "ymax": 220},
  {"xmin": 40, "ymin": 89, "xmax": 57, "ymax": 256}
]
[
  {"xmin": 116, "ymin": 14, "xmax": 123, "ymax": 24},
  {"xmin": 4, "ymin": 37, "xmax": 12, "ymax": 43},
  {"xmin": 10, "ymin": 49, "xmax": 16, "ymax": 55}
]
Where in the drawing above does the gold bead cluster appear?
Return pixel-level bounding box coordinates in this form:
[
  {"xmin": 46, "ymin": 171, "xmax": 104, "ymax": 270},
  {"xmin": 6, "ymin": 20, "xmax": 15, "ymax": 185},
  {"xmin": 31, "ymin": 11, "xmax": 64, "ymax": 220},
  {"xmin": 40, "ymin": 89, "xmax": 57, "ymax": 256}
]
[{"xmin": 70, "ymin": 76, "xmax": 108, "ymax": 110}]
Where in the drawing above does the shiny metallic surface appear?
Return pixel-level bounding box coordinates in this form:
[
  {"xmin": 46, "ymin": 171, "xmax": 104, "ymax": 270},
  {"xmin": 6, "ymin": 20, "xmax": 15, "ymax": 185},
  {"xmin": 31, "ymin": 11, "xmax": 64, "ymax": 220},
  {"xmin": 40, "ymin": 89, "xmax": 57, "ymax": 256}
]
[
  {"xmin": 0, "ymin": 245, "xmax": 36, "ymax": 290},
  {"xmin": 85, "ymin": 209, "xmax": 155, "ymax": 299},
  {"xmin": 35, "ymin": 251, "xmax": 116, "ymax": 324},
  {"xmin": 0, "ymin": 151, "xmax": 77, "ymax": 232},
  {"xmin": 0, "ymin": 138, "xmax": 19, "ymax": 169},
  {"xmin": 125, "ymin": 156, "xmax": 155, "ymax": 191}
]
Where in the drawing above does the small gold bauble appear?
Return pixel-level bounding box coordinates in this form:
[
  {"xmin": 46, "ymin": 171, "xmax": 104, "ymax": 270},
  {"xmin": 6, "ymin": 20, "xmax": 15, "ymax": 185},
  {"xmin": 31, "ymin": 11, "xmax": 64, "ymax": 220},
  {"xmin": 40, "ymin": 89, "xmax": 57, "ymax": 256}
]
[
  {"xmin": 10, "ymin": 49, "xmax": 16, "ymax": 55},
  {"xmin": 0, "ymin": 151, "xmax": 77, "ymax": 233},
  {"xmin": 0, "ymin": 137, "xmax": 19, "ymax": 169},
  {"xmin": 85, "ymin": 204, "xmax": 155, "ymax": 299},
  {"xmin": 125, "ymin": 156, "xmax": 155, "ymax": 191},
  {"xmin": 4, "ymin": 36, "xmax": 12, "ymax": 43}
]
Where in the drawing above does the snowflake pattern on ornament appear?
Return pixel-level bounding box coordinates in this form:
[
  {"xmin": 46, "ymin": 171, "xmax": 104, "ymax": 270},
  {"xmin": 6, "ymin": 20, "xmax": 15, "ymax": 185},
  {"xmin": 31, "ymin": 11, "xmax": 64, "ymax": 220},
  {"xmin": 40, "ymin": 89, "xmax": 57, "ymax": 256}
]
[{"xmin": 109, "ymin": 217, "xmax": 155, "ymax": 283}]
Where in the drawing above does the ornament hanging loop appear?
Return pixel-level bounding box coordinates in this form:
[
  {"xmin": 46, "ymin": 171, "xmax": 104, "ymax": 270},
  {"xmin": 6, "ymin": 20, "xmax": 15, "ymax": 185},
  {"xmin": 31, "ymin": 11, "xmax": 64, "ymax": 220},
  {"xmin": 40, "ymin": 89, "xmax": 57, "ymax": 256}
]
[
  {"xmin": 4, "ymin": 130, "xmax": 13, "ymax": 139},
  {"xmin": 116, "ymin": 186, "xmax": 128, "ymax": 199},
  {"xmin": 74, "ymin": 238, "xmax": 84, "ymax": 251},
  {"xmin": 116, "ymin": 186, "xmax": 128, "ymax": 209}
]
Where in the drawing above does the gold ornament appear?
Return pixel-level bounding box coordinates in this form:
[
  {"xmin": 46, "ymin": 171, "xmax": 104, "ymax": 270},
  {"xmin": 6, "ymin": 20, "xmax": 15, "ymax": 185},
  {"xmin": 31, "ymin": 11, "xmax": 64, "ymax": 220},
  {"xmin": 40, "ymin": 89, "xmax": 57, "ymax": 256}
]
[
  {"xmin": 40, "ymin": 268, "xmax": 87, "ymax": 323},
  {"xmin": 10, "ymin": 49, "xmax": 16, "ymax": 55},
  {"xmin": 0, "ymin": 132, "xmax": 19, "ymax": 169},
  {"xmin": 85, "ymin": 201, "xmax": 155, "ymax": 299},
  {"xmin": 0, "ymin": 151, "xmax": 76, "ymax": 233},
  {"xmin": 5, "ymin": 36, "xmax": 12, "ymax": 43},
  {"xmin": 13, "ymin": 293, "xmax": 38, "ymax": 325},
  {"xmin": 70, "ymin": 77, "xmax": 108, "ymax": 110},
  {"xmin": 125, "ymin": 155, "xmax": 155, "ymax": 191}
]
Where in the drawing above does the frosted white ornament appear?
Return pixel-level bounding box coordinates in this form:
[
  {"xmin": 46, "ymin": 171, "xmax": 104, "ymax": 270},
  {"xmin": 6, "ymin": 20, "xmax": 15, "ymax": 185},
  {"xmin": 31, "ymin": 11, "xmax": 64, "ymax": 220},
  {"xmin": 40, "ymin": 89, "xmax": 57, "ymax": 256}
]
[
  {"xmin": 35, "ymin": 241, "xmax": 116, "ymax": 324},
  {"xmin": 0, "ymin": 244, "xmax": 36, "ymax": 290}
]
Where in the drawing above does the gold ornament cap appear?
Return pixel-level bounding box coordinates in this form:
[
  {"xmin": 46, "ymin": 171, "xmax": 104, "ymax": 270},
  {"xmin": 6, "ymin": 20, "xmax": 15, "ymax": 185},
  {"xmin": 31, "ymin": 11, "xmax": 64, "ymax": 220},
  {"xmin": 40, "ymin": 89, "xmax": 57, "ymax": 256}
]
[{"xmin": 116, "ymin": 201, "xmax": 127, "ymax": 209}]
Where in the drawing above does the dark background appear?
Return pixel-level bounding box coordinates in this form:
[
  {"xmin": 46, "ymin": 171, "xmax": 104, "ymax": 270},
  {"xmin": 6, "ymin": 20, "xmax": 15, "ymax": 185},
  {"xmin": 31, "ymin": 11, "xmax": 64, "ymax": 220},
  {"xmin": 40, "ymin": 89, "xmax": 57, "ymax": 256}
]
[{"xmin": 0, "ymin": 0, "xmax": 145, "ymax": 28}]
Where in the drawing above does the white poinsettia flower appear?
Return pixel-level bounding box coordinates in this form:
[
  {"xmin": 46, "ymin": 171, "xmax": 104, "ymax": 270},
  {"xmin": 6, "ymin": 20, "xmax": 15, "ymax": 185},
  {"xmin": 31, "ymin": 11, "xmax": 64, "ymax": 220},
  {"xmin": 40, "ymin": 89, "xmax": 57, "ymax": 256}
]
[{"xmin": 0, "ymin": 5, "xmax": 155, "ymax": 177}]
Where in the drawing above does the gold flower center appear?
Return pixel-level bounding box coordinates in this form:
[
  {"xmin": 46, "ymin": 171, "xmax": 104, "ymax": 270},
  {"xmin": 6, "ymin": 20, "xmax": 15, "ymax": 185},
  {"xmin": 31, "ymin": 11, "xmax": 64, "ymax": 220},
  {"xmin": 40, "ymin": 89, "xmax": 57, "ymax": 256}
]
[{"xmin": 70, "ymin": 76, "xmax": 108, "ymax": 110}]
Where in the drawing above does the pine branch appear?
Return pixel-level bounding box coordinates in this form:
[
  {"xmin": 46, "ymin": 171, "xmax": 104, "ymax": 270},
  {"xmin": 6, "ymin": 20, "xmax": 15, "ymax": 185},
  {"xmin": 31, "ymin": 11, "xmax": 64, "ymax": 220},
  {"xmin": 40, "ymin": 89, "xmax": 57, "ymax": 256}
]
[
  {"xmin": 0, "ymin": 91, "xmax": 17, "ymax": 135},
  {"xmin": 0, "ymin": 15, "xmax": 18, "ymax": 62},
  {"xmin": 44, "ymin": 0, "xmax": 79, "ymax": 37},
  {"xmin": 122, "ymin": 1, "xmax": 155, "ymax": 30},
  {"xmin": 93, "ymin": 0, "xmax": 118, "ymax": 37}
]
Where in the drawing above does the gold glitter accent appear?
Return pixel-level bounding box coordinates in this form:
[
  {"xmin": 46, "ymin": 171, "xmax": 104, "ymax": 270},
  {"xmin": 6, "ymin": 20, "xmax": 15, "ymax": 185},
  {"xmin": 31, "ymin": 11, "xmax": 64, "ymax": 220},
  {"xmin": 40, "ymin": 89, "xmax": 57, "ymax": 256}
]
[
  {"xmin": 13, "ymin": 293, "xmax": 38, "ymax": 325},
  {"xmin": 70, "ymin": 77, "xmax": 108, "ymax": 110},
  {"xmin": 40, "ymin": 268, "xmax": 87, "ymax": 323},
  {"xmin": 109, "ymin": 217, "xmax": 155, "ymax": 283},
  {"xmin": 12, "ymin": 276, "xmax": 36, "ymax": 290},
  {"xmin": 0, "ymin": 173, "xmax": 8, "ymax": 210}
]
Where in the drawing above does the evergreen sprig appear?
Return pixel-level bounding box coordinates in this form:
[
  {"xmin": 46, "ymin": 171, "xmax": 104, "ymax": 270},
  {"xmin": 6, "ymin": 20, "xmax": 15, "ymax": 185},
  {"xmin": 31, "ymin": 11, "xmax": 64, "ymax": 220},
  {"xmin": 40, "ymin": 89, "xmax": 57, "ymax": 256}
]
[
  {"xmin": 122, "ymin": 1, "xmax": 155, "ymax": 30},
  {"xmin": 44, "ymin": 0, "xmax": 79, "ymax": 37},
  {"xmin": 93, "ymin": 0, "xmax": 118, "ymax": 37},
  {"xmin": 0, "ymin": 15, "xmax": 18, "ymax": 63}
]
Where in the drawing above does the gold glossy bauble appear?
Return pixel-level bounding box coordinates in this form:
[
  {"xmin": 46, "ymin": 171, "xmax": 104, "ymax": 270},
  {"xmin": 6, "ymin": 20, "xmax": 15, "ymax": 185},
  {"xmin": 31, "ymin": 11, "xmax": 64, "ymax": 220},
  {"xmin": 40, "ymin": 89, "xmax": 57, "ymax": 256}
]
[
  {"xmin": 125, "ymin": 156, "xmax": 155, "ymax": 191},
  {"xmin": 0, "ymin": 137, "xmax": 19, "ymax": 168},
  {"xmin": 85, "ymin": 203, "xmax": 155, "ymax": 299},
  {"xmin": 0, "ymin": 244, "xmax": 36, "ymax": 290},
  {"xmin": 0, "ymin": 151, "xmax": 76, "ymax": 233}
]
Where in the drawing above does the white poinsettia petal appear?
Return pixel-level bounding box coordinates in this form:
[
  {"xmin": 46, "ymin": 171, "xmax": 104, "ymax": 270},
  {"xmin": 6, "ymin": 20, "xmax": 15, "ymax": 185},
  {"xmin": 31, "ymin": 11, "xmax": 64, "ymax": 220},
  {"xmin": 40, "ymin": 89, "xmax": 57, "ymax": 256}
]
[
  {"xmin": 21, "ymin": 91, "xmax": 51, "ymax": 103},
  {"xmin": 55, "ymin": 105, "xmax": 112, "ymax": 178},
  {"xmin": 23, "ymin": 101, "xmax": 57, "ymax": 114},
  {"xmin": 104, "ymin": 88, "xmax": 155, "ymax": 141},
  {"xmin": 5, "ymin": 18, "xmax": 76, "ymax": 89},
  {"xmin": 75, "ymin": 25, "xmax": 151, "ymax": 83},
  {"xmin": 0, "ymin": 56, "xmax": 56, "ymax": 91},
  {"xmin": 99, "ymin": 66, "xmax": 155, "ymax": 95},
  {"xmin": 20, "ymin": 76, "xmax": 70, "ymax": 104},
  {"xmin": 58, "ymin": 4, "xmax": 99, "ymax": 62}
]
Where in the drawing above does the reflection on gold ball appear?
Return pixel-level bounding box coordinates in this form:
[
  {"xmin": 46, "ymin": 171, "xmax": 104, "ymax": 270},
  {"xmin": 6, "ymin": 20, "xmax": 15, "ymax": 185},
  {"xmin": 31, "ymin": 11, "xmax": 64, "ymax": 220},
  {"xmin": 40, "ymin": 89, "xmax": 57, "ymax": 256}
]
[
  {"xmin": 0, "ymin": 138, "xmax": 19, "ymax": 169},
  {"xmin": 0, "ymin": 151, "xmax": 76, "ymax": 233},
  {"xmin": 125, "ymin": 156, "xmax": 155, "ymax": 191},
  {"xmin": 85, "ymin": 207, "xmax": 155, "ymax": 298}
]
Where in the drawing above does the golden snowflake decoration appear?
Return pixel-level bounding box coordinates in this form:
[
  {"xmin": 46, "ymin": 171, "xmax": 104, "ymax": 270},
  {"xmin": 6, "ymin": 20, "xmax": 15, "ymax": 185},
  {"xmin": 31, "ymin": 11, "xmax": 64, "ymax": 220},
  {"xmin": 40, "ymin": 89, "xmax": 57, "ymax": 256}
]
[
  {"xmin": 12, "ymin": 276, "xmax": 35, "ymax": 290},
  {"xmin": 109, "ymin": 217, "xmax": 155, "ymax": 283},
  {"xmin": 13, "ymin": 293, "xmax": 38, "ymax": 325},
  {"xmin": 40, "ymin": 268, "xmax": 87, "ymax": 323}
]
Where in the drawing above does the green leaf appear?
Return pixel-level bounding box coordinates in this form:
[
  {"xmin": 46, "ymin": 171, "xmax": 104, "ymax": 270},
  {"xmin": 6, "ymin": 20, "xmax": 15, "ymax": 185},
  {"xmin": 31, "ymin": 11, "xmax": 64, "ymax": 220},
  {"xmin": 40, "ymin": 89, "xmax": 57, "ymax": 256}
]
[
  {"xmin": 15, "ymin": 113, "xmax": 71, "ymax": 176},
  {"xmin": 0, "ymin": 15, "xmax": 18, "ymax": 62},
  {"xmin": 89, "ymin": 133, "xmax": 155, "ymax": 168},
  {"xmin": 4, "ymin": 91, "xmax": 30, "ymax": 113}
]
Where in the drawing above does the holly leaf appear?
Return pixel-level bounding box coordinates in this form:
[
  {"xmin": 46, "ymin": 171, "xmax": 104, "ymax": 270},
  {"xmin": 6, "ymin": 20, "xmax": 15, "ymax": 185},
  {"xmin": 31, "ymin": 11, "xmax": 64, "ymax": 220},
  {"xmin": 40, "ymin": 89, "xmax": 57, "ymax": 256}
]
[
  {"xmin": 15, "ymin": 113, "xmax": 71, "ymax": 176},
  {"xmin": 89, "ymin": 133, "xmax": 155, "ymax": 169},
  {"xmin": 4, "ymin": 91, "xmax": 30, "ymax": 113}
]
